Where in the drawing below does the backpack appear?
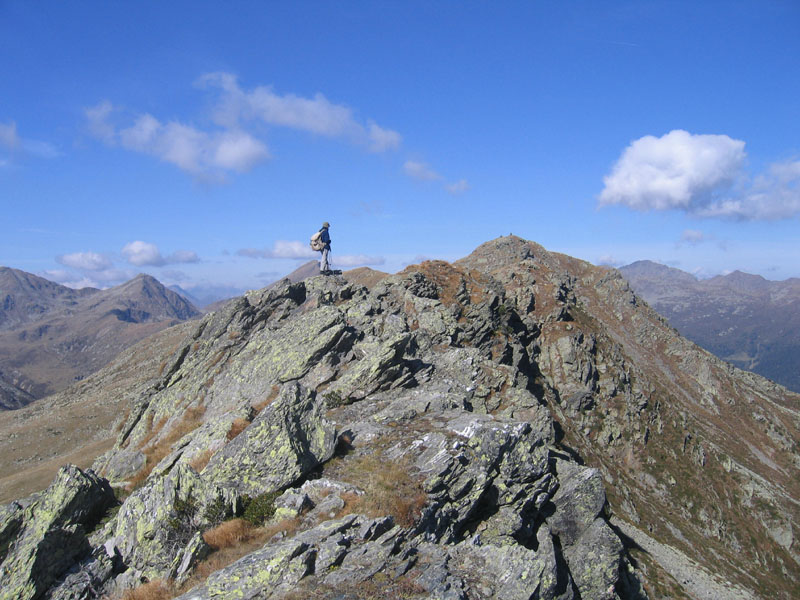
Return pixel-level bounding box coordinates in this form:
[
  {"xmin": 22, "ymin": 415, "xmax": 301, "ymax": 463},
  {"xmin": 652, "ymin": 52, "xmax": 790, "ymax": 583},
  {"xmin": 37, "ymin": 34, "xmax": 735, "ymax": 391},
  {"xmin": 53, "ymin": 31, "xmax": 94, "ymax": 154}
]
[{"xmin": 310, "ymin": 230, "xmax": 325, "ymax": 251}]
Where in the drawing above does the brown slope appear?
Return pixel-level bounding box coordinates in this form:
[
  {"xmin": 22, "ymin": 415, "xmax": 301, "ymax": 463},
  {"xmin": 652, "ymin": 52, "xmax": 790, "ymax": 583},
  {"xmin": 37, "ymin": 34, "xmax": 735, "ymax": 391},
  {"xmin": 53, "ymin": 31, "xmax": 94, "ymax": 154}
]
[
  {"xmin": 0, "ymin": 266, "xmax": 98, "ymax": 331},
  {"xmin": 0, "ymin": 319, "xmax": 195, "ymax": 502},
  {"xmin": 0, "ymin": 272, "xmax": 201, "ymax": 404}
]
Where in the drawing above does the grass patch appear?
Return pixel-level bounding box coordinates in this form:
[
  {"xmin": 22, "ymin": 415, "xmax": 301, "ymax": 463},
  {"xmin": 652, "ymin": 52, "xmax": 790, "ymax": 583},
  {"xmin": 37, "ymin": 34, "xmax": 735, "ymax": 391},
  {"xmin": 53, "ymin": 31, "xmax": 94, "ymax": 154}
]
[
  {"xmin": 126, "ymin": 404, "xmax": 206, "ymax": 492},
  {"xmin": 252, "ymin": 385, "xmax": 280, "ymax": 414},
  {"xmin": 121, "ymin": 579, "xmax": 172, "ymax": 600},
  {"xmin": 226, "ymin": 418, "xmax": 250, "ymax": 441},
  {"xmin": 188, "ymin": 449, "xmax": 215, "ymax": 472},
  {"xmin": 332, "ymin": 454, "xmax": 427, "ymax": 528}
]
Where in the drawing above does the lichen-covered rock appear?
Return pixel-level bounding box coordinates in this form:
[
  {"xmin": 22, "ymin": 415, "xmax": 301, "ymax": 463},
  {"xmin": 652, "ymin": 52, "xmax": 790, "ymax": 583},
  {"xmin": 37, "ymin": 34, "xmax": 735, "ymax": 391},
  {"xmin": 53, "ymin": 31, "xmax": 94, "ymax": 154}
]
[
  {"xmin": 416, "ymin": 412, "xmax": 553, "ymax": 545},
  {"xmin": 110, "ymin": 463, "xmax": 228, "ymax": 581},
  {"xmin": 45, "ymin": 543, "xmax": 122, "ymax": 600},
  {"xmin": 202, "ymin": 382, "xmax": 336, "ymax": 496},
  {"xmin": 173, "ymin": 514, "xmax": 399, "ymax": 600},
  {"xmin": 0, "ymin": 465, "xmax": 115, "ymax": 600}
]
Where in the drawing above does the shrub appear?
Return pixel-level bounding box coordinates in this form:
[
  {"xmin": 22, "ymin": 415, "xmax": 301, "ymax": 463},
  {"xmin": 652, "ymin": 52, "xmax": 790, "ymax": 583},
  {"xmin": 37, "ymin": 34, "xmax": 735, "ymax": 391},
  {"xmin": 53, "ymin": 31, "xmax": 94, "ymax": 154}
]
[
  {"xmin": 241, "ymin": 491, "xmax": 280, "ymax": 526},
  {"xmin": 202, "ymin": 496, "xmax": 229, "ymax": 526}
]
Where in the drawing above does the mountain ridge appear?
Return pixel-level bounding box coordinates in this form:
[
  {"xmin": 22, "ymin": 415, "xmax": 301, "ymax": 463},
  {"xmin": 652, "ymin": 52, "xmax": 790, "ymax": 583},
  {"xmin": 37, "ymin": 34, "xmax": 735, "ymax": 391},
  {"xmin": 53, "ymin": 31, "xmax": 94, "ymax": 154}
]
[
  {"xmin": 619, "ymin": 260, "xmax": 800, "ymax": 392},
  {"xmin": 0, "ymin": 271, "xmax": 201, "ymax": 408},
  {"xmin": 1, "ymin": 236, "xmax": 797, "ymax": 599}
]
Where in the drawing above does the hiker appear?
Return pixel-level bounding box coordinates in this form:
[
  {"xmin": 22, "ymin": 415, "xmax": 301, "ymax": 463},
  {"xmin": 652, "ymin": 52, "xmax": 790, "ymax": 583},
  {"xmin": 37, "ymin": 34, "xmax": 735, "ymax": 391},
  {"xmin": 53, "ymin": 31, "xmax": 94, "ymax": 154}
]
[{"xmin": 317, "ymin": 221, "xmax": 331, "ymax": 273}]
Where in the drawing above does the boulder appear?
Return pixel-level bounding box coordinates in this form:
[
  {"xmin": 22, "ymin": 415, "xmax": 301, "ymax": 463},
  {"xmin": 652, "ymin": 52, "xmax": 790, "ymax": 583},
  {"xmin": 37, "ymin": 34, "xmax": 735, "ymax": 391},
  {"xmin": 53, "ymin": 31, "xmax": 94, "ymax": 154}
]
[{"xmin": 0, "ymin": 465, "xmax": 115, "ymax": 600}]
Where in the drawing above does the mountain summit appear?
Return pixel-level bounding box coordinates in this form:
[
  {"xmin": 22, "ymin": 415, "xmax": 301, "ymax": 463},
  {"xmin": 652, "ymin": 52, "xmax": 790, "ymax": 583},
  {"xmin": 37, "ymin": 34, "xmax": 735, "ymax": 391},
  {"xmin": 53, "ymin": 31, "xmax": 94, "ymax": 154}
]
[{"xmin": 1, "ymin": 236, "xmax": 797, "ymax": 599}]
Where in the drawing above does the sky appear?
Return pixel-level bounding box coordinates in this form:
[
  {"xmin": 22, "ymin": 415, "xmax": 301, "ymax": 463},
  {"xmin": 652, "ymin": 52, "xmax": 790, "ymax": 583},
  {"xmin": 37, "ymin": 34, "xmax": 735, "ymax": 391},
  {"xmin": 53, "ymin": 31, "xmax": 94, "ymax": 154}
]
[{"xmin": 2, "ymin": 1, "xmax": 799, "ymax": 302}]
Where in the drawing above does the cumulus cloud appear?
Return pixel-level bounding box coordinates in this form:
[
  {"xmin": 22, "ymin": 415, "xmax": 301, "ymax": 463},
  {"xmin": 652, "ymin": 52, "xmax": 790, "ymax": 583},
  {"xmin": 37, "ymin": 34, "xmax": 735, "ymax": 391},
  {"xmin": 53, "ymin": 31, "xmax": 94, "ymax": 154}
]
[
  {"xmin": 122, "ymin": 241, "xmax": 199, "ymax": 266},
  {"xmin": 599, "ymin": 130, "xmax": 800, "ymax": 221},
  {"xmin": 0, "ymin": 120, "xmax": 59, "ymax": 160},
  {"xmin": 122, "ymin": 241, "xmax": 165, "ymax": 266},
  {"xmin": 0, "ymin": 121, "xmax": 20, "ymax": 149},
  {"xmin": 599, "ymin": 130, "xmax": 745, "ymax": 211},
  {"xmin": 333, "ymin": 254, "xmax": 385, "ymax": 267},
  {"xmin": 56, "ymin": 251, "xmax": 113, "ymax": 271},
  {"xmin": 237, "ymin": 240, "xmax": 317, "ymax": 260},
  {"xmin": 88, "ymin": 102, "xmax": 270, "ymax": 177},
  {"xmin": 404, "ymin": 160, "xmax": 442, "ymax": 181},
  {"xmin": 446, "ymin": 179, "xmax": 470, "ymax": 194},
  {"xmin": 197, "ymin": 72, "xmax": 402, "ymax": 152}
]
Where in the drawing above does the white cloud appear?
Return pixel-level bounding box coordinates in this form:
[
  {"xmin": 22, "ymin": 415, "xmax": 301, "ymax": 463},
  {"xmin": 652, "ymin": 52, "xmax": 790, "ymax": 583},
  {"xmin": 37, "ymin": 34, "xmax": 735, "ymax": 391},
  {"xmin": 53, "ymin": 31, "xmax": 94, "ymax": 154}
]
[
  {"xmin": 85, "ymin": 101, "xmax": 116, "ymax": 143},
  {"xmin": 236, "ymin": 241, "xmax": 384, "ymax": 267},
  {"xmin": 122, "ymin": 241, "xmax": 200, "ymax": 266},
  {"xmin": 87, "ymin": 101, "xmax": 270, "ymax": 177},
  {"xmin": 404, "ymin": 160, "xmax": 442, "ymax": 181},
  {"xmin": 333, "ymin": 254, "xmax": 386, "ymax": 267},
  {"xmin": 0, "ymin": 121, "xmax": 20, "ymax": 149},
  {"xmin": 404, "ymin": 160, "xmax": 469, "ymax": 194},
  {"xmin": 679, "ymin": 229, "xmax": 712, "ymax": 245},
  {"xmin": 123, "ymin": 241, "xmax": 165, "ymax": 266},
  {"xmin": 237, "ymin": 240, "xmax": 317, "ymax": 260},
  {"xmin": 599, "ymin": 130, "xmax": 746, "ymax": 211},
  {"xmin": 596, "ymin": 255, "xmax": 624, "ymax": 267},
  {"xmin": 446, "ymin": 179, "xmax": 470, "ymax": 194},
  {"xmin": 56, "ymin": 251, "xmax": 113, "ymax": 271},
  {"xmin": 197, "ymin": 72, "xmax": 401, "ymax": 151},
  {"xmin": 43, "ymin": 267, "xmax": 132, "ymax": 289},
  {"xmin": 600, "ymin": 130, "xmax": 800, "ymax": 221},
  {"xmin": 0, "ymin": 120, "xmax": 59, "ymax": 160},
  {"xmin": 695, "ymin": 159, "xmax": 800, "ymax": 220},
  {"xmin": 367, "ymin": 121, "xmax": 402, "ymax": 153}
]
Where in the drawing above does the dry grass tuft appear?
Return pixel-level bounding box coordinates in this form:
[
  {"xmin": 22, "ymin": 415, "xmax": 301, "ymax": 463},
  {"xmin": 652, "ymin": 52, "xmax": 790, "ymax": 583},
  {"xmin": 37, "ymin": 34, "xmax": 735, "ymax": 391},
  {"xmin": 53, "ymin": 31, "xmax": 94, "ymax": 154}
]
[
  {"xmin": 226, "ymin": 418, "xmax": 251, "ymax": 441},
  {"xmin": 202, "ymin": 518, "xmax": 254, "ymax": 550},
  {"xmin": 334, "ymin": 455, "xmax": 427, "ymax": 528},
  {"xmin": 188, "ymin": 449, "xmax": 215, "ymax": 472},
  {"xmin": 252, "ymin": 385, "xmax": 280, "ymax": 414},
  {"xmin": 126, "ymin": 404, "xmax": 207, "ymax": 492},
  {"xmin": 121, "ymin": 579, "xmax": 172, "ymax": 600},
  {"xmin": 177, "ymin": 517, "xmax": 300, "ymax": 595}
]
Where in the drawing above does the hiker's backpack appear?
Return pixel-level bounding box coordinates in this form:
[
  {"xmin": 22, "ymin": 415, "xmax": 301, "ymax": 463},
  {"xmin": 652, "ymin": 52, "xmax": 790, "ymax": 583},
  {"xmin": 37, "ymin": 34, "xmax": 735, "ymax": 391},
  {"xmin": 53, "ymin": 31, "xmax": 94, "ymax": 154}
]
[{"xmin": 310, "ymin": 230, "xmax": 324, "ymax": 251}]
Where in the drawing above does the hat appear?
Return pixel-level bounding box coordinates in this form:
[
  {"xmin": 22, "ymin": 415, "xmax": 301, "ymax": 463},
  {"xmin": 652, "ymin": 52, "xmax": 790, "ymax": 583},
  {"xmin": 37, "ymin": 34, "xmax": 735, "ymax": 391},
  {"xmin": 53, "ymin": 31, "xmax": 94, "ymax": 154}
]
[{"xmin": 322, "ymin": 221, "xmax": 330, "ymax": 228}]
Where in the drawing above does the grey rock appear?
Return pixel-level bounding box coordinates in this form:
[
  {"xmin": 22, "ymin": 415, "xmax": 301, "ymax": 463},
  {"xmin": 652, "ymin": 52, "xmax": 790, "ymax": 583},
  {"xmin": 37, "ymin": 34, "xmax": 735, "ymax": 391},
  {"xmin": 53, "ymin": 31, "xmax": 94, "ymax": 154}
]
[{"xmin": 0, "ymin": 465, "xmax": 116, "ymax": 600}]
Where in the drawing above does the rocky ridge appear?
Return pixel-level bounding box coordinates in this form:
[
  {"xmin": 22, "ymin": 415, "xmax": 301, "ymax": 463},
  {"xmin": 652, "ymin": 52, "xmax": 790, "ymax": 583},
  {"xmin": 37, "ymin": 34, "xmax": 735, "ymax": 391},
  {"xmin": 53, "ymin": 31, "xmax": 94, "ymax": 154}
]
[{"xmin": 1, "ymin": 236, "xmax": 798, "ymax": 599}]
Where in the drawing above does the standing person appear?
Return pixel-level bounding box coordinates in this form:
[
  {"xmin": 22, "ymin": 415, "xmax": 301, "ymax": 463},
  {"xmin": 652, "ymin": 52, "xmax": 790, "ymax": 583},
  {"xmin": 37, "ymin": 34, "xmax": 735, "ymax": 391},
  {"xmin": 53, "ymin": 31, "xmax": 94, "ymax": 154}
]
[{"xmin": 318, "ymin": 221, "xmax": 331, "ymax": 273}]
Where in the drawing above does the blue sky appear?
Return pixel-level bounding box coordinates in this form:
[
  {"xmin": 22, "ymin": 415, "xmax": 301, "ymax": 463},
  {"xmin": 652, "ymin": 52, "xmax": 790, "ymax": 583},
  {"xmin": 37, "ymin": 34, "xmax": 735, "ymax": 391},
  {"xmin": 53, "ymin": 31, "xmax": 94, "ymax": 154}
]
[{"xmin": 2, "ymin": 1, "xmax": 799, "ymax": 300}]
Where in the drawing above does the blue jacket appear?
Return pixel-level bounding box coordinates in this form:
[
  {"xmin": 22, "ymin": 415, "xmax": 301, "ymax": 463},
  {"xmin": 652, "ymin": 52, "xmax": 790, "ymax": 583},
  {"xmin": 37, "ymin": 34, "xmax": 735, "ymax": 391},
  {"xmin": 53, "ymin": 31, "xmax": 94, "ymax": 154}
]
[{"xmin": 320, "ymin": 228, "xmax": 331, "ymax": 248}]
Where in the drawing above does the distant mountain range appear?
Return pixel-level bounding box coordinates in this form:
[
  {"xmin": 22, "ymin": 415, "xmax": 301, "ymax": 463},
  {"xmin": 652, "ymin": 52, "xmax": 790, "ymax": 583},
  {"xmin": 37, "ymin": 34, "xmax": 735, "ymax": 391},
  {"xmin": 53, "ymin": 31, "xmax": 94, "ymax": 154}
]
[
  {"xmin": 0, "ymin": 267, "xmax": 201, "ymax": 409},
  {"xmin": 619, "ymin": 260, "xmax": 800, "ymax": 392}
]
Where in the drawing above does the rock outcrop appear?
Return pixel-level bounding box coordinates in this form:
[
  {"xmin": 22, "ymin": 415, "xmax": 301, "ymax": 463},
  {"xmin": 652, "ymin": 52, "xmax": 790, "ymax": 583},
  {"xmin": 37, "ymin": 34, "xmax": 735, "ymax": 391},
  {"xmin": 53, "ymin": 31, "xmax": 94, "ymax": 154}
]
[{"xmin": 1, "ymin": 236, "xmax": 797, "ymax": 599}]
